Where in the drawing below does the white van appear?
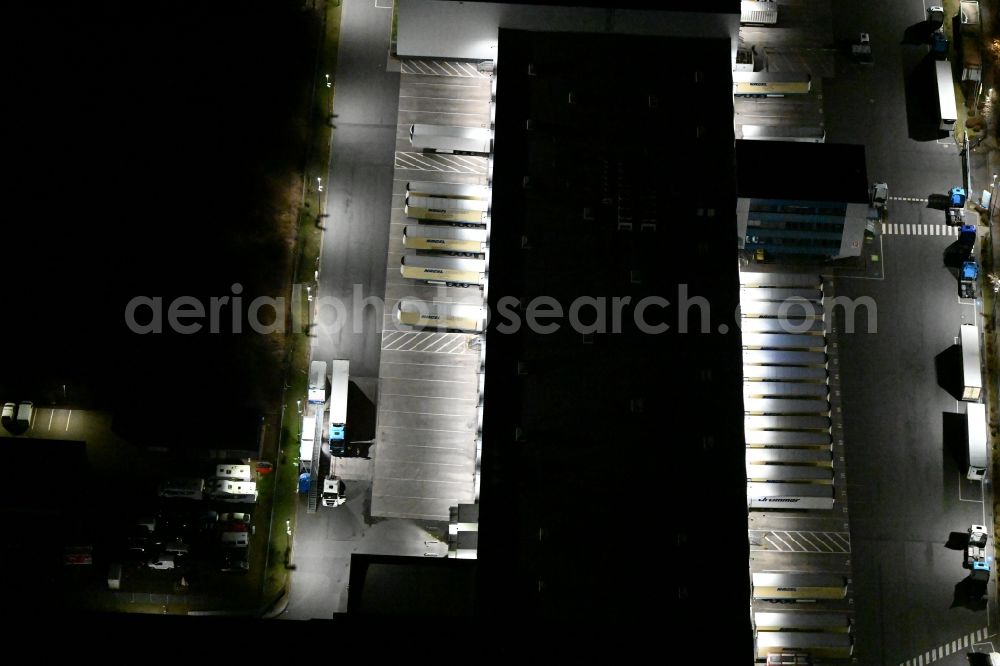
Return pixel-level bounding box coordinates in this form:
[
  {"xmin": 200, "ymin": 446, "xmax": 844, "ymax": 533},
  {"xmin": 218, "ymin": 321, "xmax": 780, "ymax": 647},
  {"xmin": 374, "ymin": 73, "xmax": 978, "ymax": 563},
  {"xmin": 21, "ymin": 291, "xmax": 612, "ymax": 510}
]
[
  {"xmin": 208, "ymin": 479, "xmax": 258, "ymax": 503},
  {"xmin": 215, "ymin": 464, "xmax": 253, "ymax": 481}
]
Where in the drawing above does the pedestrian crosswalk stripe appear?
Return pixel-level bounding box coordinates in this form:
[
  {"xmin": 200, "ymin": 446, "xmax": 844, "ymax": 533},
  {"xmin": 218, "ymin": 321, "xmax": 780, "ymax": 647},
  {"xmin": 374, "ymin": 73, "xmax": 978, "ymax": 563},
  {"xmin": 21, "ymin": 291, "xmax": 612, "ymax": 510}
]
[
  {"xmin": 899, "ymin": 627, "xmax": 991, "ymax": 666},
  {"xmin": 881, "ymin": 222, "xmax": 958, "ymax": 236}
]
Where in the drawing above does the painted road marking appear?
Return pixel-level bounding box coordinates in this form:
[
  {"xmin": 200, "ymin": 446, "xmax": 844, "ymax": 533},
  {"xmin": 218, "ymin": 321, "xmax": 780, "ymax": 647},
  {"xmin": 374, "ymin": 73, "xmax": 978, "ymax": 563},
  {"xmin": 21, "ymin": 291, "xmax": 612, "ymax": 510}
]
[
  {"xmin": 749, "ymin": 530, "xmax": 851, "ymax": 553},
  {"xmin": 394, "ymin": 151, "xmax": 487, "ymax": 174},
  {"xmin": 400, "ymin": 59, "xmax": 489, "ymax": 78},
  {"xmin": 382, "ymin": 330, "xmax": 476, "ymax": 354},
  {"xmin": 901, "ymin": 628, "xmax": 990, "ymax": 665},
  {"xmin": 882, "ymin": 223, "xmax": 959, "ymax": 236}
]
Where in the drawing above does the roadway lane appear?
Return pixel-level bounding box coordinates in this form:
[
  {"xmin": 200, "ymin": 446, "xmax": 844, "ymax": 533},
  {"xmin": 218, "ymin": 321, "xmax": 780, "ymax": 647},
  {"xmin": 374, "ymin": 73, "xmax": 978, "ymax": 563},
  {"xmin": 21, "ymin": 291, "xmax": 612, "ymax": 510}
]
[
  {"xmin": 836, "ymin": 231, "xmax": 994, "ymax": 665},
  {"xmin": 286, "ymin": 0, "xmax": 398, "ymax": 621},
  {"xmin": 825, "ymin": 0, "xmax": 963, "ymax": 196},
  {"xmin": 315, "ymin": 0, "xmax": 399, "ymax": 378},
  {"xmin": 824, "ymin": 1, "xmax": 996, "ymax": 662}
]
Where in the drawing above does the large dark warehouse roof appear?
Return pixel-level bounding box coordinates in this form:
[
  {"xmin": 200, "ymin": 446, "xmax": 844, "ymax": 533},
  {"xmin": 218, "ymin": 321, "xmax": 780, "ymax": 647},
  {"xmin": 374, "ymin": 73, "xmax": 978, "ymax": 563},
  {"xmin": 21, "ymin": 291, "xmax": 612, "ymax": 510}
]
[
  {"xmin": 478, "ymin": 28, "xmax": 751, "ymax": 652},
  {"xmin": 447, "ymin": 0, "xmax": 739, "ymax": 11}
]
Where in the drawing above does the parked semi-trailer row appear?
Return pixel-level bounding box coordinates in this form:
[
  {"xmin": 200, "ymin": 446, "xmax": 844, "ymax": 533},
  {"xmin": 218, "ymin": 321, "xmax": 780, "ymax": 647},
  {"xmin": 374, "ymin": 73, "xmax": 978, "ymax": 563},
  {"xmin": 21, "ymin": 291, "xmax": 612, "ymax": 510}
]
[{"xmin": 740, "ymin": 273, "xmax": 838, "ymax": 512}]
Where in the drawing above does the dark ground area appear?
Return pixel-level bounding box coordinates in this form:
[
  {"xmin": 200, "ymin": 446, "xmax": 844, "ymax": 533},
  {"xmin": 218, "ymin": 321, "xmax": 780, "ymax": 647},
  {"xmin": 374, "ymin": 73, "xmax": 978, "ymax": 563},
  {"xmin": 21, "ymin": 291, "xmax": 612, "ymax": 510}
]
[{"xmin": 0, "ymin": 0, "xmax": 317, "ymax": 422}]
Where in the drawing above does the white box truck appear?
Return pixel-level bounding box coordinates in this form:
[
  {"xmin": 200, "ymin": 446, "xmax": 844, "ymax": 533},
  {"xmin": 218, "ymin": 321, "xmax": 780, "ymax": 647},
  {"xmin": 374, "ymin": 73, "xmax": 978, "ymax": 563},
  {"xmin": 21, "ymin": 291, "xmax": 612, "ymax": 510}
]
[
  {"xmin": 329, "ymin": 360, "xmax": 349, "ymax": 454},
  {"xmin": 208, "ymin": 480, "xmax": 258, "ymax": 503},
  {"xmin": 215, "ymin": 464, "xmax": 253, "ymax": 481}
]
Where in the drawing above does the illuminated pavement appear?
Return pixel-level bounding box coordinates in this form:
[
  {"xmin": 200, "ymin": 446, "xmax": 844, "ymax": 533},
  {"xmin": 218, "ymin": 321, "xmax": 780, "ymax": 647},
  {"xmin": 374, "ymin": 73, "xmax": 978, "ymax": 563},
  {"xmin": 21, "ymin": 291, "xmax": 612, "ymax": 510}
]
[{"xmin": 823, "ymin": 1, "xmax": 998, "ymax": 662}]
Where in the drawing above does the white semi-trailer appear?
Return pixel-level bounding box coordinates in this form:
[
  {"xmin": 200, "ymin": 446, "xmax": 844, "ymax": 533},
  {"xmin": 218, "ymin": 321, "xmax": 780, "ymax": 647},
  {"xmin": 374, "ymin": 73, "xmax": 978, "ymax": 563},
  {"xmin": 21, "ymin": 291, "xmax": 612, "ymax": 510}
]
[
  {"xmin": 328, "ymin": 360, "xmax": 350, "ymax": 455},
  {"xmin": 967, "ymin": 403, "xmax": 988, "ymax": 480},
  {"xmin": 747, "ymin": 482, "xmax": 835, "ymax": 510},
  {"xmin": 409, "ymin": 124, "xmax": 492, "ymax": 155},
  {"xmin": 961, "ymin": 324, "xmax": 982, "ymax": 401}
]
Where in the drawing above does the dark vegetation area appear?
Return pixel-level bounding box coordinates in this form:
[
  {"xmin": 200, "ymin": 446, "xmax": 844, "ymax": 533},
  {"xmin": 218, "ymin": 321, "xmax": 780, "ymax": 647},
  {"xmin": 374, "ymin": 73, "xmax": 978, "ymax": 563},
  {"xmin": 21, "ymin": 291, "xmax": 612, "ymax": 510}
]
[{"xmin": 1, "ymin": 0, "xmax": 318, "ymax": 422}]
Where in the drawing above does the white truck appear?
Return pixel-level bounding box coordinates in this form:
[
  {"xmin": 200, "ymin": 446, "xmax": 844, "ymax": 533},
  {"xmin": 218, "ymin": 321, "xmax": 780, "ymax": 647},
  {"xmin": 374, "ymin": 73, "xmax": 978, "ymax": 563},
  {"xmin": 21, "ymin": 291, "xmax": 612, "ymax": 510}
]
[
  {"xmin": 329, "ymin": 360, "xmax": 350, "ymax": 455},
  {"xmin": 409, "ymin": 124, "xmax": 492, "ymax": 155}
]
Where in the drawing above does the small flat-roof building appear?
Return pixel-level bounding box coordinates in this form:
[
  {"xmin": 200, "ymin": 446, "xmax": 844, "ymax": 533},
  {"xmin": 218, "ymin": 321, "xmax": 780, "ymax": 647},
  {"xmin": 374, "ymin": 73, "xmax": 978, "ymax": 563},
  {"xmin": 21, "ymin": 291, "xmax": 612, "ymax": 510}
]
[{"xmin": 736, "ymin": 140, "xmax": 871, "ymax": 263}]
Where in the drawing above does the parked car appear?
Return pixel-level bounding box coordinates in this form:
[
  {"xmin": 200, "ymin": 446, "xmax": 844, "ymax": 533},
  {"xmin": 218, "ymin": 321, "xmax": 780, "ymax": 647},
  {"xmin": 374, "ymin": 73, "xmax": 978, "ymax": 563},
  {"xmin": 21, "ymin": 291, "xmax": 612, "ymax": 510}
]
[
  {"xmin": 147, "ymin": 553, "xmax": 176, "ymax": 570},
  {"xmin": 219, "ymin": 512, "xmax": 253, "ymax": 534},
  {"xmin": 1, "ymin": 403, "xmax": 15, "ymax": 422}
]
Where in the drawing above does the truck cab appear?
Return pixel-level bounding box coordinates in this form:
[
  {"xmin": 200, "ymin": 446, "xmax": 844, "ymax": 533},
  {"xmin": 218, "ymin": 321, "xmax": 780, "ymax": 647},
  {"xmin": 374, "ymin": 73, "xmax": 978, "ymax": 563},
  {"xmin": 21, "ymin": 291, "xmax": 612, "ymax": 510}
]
[
  {"xmin": 969, "ymin": 524, "xmax": 988, "ymax": 548},
  {"xmin": 321, "ymin": 476, "xmax": 347, "ymax": 507},
  {"xmin": 870, "ymin": 182, "xmax": 888, "ymax": 209},
  {"xmin": 960, "ymin": 261, "xmax": 979, "ymax": 298},
  {"xmin": 927, "ymin": 6, "xmax": 944, "ymax": 27}
]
